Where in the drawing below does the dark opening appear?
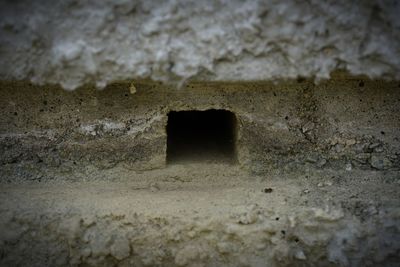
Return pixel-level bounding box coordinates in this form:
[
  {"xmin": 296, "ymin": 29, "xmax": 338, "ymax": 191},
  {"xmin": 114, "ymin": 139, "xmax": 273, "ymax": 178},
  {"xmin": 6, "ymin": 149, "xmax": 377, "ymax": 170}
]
[{"xmin": 167, "ymin": 109, "xmax": 237, "ymax": 164}]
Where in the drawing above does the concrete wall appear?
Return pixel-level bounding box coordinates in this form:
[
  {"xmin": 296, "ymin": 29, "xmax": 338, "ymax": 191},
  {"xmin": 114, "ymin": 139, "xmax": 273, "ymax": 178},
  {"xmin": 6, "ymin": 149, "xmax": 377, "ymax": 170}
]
[
  {"xmin": 0, "ymin": 0, "xmax": 399, "ymax": 90},
  {"xmin": 1, "ymin": 74, "xmax": 399, "ymax": 181}
]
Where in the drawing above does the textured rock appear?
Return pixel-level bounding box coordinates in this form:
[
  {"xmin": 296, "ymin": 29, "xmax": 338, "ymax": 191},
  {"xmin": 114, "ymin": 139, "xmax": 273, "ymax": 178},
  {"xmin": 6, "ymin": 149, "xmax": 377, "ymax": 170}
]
[
  {"xmin": 370, "ymin": 155, "xmax": 392, "ymax": 170},
  {"xmin": 110, "ymin": 236, "xmax": 131, "ymax": 260},
  {"xmin": 0, "ymin": 0, "xmax": 399, "ymax": 90}
]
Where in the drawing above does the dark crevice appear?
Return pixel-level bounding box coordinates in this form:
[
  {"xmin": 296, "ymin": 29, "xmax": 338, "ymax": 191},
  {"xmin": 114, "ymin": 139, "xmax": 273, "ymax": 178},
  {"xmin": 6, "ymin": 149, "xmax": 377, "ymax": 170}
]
[{"xmin": 167, "ymin": 109, "xmax": 237, "ymax": 164}]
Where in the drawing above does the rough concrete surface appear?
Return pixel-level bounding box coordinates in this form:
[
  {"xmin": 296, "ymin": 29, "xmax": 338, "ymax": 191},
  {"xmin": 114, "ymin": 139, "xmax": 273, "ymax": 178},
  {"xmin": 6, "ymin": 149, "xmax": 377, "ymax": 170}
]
[
  {"xmin": 0, "ymin": 74, "xmax": 399, "ymax": 266},
  {"xmin": 1, "ymin": 0, "xmax": 400, "ymax": 89},
  {"xmin": 0, "ymin": 166, "xmax": 399, "ymax": 267},
  {"xmin": 1, "ymin": 1, "xmax": 400, "ymax": 265},
  {"xmin": 1, "ymin": 73, "xmax": 399, "ymax": 178}
]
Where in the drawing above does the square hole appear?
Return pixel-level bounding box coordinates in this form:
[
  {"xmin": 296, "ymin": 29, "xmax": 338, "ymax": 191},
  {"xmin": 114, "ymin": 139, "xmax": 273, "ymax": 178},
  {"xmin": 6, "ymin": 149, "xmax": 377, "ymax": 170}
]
[{"xmin": 166, "ymin": 109, "xmax": 237, "ymax": 164}]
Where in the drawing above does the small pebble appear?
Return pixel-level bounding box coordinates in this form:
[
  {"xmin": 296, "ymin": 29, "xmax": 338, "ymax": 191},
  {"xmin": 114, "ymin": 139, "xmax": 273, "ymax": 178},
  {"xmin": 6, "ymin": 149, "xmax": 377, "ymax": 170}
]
[
  {"xmin": 345, "ymin": 163, "xmax": 352, "ymax": 171},
  {"xmin": 149, "ymin": 182, "xmax": 160, "ymax": 192},
  {"xmin": 346, "ymin": 139, "xmax": 356, "ymax": 146}
]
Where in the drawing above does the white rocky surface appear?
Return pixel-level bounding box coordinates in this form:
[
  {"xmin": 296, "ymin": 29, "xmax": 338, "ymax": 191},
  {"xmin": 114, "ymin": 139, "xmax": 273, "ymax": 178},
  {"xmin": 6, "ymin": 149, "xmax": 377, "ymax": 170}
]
[{"xmin": 0, "ymin": 0, "xmax": 399, "ymax": 90}]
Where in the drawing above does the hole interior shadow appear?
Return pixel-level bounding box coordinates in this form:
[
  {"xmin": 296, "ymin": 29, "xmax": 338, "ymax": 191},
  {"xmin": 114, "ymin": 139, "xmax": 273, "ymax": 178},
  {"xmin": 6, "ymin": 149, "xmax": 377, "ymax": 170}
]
[{"xmin": 166, "ymin": 109, "xmax": 237, "ymax": 164}]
